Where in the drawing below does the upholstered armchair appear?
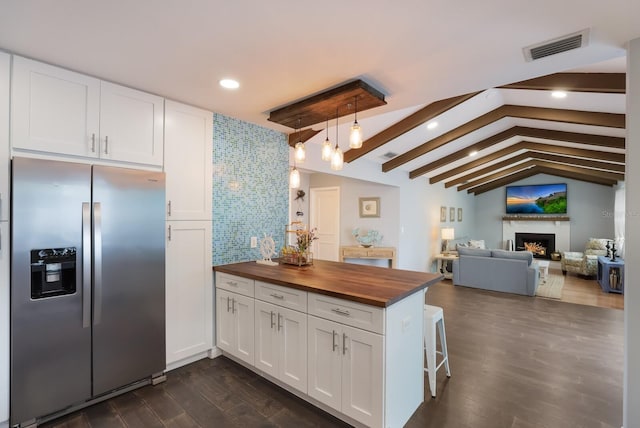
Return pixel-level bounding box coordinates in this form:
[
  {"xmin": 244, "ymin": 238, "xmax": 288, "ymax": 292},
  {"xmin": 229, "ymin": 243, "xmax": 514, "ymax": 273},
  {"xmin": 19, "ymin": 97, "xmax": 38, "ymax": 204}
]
[{"xmin": 561, "ymin": 238, "xmax": 609, "ymax": 277}]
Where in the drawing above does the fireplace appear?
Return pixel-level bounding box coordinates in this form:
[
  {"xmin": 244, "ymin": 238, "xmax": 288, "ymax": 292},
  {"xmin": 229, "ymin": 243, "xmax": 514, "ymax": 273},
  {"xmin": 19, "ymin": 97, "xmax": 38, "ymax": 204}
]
[{"xmin": 515, "ymin": 233, "xmax": 556, "ymax": 259}]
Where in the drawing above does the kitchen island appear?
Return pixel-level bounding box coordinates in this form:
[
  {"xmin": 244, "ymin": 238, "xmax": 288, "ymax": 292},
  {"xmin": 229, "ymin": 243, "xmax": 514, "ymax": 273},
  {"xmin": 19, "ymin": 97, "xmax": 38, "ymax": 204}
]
[{"xmin": 213, "ymin": 259, "xmax": 442, "ymax": 428}]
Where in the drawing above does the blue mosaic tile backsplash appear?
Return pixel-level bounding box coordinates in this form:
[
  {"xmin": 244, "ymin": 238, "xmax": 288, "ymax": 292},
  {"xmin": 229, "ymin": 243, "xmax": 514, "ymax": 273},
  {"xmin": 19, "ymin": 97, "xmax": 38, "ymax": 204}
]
[{"xmin": 212, "ymin": 113, "xmax": 289, "ymax": 265}]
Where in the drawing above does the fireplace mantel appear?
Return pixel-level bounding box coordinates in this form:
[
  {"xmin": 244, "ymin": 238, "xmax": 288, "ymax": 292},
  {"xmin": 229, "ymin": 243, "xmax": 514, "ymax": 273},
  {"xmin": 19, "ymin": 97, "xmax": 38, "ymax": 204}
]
[{"xmin": 502, "ymin": 215, "xmax": 570, "ymax": 222}]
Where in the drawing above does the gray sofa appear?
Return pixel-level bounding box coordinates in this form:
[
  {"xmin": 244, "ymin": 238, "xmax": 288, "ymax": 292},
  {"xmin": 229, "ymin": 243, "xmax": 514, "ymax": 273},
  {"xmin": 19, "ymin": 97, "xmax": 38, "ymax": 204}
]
[{"xmin": 452, "ymin": 247, "xmax": 540, "ymax": 296}]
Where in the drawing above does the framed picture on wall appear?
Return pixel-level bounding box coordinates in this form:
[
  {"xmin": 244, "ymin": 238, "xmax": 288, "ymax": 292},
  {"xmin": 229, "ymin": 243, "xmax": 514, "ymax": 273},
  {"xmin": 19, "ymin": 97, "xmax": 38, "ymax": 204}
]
[
  {"xmin": 458, "ymin": 208, "xmax": 463, "ymax": 222},
  {"xmin": 449, "ymin": 207, "xmax": 455, "ymax": 222},
  {"xmin": 359, "ymin": 197, "xmax": 380, "ymax": 218},
  {"xmin": 440, "ymin": 206, "xmax": 447, "ymax": 222}
]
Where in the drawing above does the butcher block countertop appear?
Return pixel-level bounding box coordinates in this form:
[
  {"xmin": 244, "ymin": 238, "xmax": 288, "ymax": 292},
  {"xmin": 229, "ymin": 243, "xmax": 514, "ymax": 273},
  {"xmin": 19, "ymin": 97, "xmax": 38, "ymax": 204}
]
[{"xmin": 213, "ymin": 259, "xmax": 442, "ymax": 308}]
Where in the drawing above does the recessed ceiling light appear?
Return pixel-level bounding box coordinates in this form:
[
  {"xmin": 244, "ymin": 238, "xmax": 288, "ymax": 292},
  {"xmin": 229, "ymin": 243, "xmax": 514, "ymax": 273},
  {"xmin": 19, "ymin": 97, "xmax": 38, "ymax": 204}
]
[
  {"xmin": 220, "ymin": 79, "xmax": 240, "ymax": 89},
  {"xmin": 551, "ymin": 90, "xmax": 567, "ymax": 99},
  {"xmin": 426, "ymin": 121, "xmax": 438, "ymax": 130},
  {"xmin": 469, "ymin": 150, "xmax": 478, "ymax": 157}
]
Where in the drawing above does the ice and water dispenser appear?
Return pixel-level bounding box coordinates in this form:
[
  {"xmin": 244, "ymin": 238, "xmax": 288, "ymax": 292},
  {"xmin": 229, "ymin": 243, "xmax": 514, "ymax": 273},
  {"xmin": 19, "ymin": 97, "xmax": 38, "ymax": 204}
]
[{"xmin": 30, "ymin": 247, "xmax": 77, "ymax": 299}]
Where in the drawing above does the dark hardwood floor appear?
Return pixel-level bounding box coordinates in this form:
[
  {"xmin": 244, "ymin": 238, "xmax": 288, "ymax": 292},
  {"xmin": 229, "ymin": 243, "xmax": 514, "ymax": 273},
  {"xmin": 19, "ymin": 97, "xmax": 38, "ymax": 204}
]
[{"xmin": 42, "ymin": 280, "xmax": 624, "ymax": 428}]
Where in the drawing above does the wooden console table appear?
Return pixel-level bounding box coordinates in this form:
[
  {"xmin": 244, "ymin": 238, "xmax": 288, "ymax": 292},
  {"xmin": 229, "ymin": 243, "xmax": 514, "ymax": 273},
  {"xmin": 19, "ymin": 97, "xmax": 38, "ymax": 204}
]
[{"xmin": 339, "ymin": 245, "xmax": 396, "ymax": 268}]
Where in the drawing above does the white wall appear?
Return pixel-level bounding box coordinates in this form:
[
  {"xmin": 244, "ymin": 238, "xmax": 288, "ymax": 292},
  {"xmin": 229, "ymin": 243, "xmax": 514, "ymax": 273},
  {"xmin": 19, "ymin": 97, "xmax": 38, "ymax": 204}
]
[
  {"xmin": 309, "ymin": 173, "xmax": 400, "ymax": 267},
  {"xmin": 474, "ymin": 173, "xmax": 615, "ymax": 250},
  {"xmin": 624, "ymin": 36, "xmax": 640, "ymax": 428},
  {"xmin": 304, "ymin": 168, "xmax": 475, "ymax": 272}
]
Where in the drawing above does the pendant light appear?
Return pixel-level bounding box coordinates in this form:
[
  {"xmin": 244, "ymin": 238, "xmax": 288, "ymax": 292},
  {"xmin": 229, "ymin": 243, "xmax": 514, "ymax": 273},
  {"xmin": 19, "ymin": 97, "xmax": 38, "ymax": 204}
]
[
  {"xmin": 321, "ymin": 116, "xmax": 333, "ymax": 161},
  {"xmin": 331, "ymin": 109, "xmax": 344, "ymax": 171},
  {"xmin": 294, "ymin": 118, "xmax": 306, "ymax": 163},
  {"xmin": 349, "ymin": 96, "xmax": 363, "ymax": 149},
  {"xmin": 289, "ymin": 165, "xmax": 300, "ymax": 189},
  {"xmin": 289, "ymin": 119, "xmax": 302, "ymax": 188}
]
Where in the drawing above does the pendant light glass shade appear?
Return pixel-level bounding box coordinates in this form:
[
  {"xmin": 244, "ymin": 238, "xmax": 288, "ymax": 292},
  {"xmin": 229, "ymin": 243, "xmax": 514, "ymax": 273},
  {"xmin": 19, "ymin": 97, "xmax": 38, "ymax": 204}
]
[
  {"xmin": 330, "ymin": 146, "xmax": 343, "ymax": 171},
  {"xmin": 349, "ymin": 121, "xmax": 362, "ymax": 148},
  {"xmin": 349, "ymin": 96, "xmax": 363, "ymax": 149},
  {"xmin": 321, "ymin": 117, "xmax": 332, "ymax": 161},
  {"xmin": 289, "ymin": 166, "xmax": 300, "ymax": 189},
  {"xmin": 294, "ymin": 141, "xmax": 305, "ymax": 163},
  {"xmin": 330, "ymin": 109, "xmax": 343, "ymax": 170},
  {"xmin": 321, "ymin": 138, "xmax": 333, "ymax": 161}
]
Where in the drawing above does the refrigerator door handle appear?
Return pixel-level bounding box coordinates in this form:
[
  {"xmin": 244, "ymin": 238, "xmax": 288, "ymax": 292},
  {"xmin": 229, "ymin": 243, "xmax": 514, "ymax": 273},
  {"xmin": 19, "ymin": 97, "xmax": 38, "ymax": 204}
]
[
  {"xmin": 82, "ymin": 203, "xmax": 92, "ymax": 328},
  {"xmin": 93, "ymin": 202, "xmax": 103, "ymax": 325}
]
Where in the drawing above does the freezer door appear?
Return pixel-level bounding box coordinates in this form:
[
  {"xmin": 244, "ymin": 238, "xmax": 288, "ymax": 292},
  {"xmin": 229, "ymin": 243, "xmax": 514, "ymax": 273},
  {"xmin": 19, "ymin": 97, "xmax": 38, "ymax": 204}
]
[
  {"xmin": 10, "ymin": 157, "xmax": 92, "ymax": 425},
  {"xmin": 92, "ymin": 165, "xmax": 166, "ymax": 396}
]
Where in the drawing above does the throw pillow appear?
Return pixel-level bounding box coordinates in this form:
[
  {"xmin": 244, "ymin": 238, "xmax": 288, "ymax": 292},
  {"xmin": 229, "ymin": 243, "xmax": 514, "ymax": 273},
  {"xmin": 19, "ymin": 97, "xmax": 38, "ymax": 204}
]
[
  {"xmin": 468, "ymin": 239, "xmax": 486, "ymax": 249},
  {"xmin": 586, "ymin": 238, "xmax": 608, "ymax": 250}
]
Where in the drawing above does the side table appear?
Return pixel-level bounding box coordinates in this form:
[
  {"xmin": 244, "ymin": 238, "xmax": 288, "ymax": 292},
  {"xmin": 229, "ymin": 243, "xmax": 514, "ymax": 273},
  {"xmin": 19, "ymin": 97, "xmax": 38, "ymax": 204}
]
[
  {"xmin": 597, "ymin": 255, "xmax": 624, "ymax": 294},
  {"xmin": 433, "ymin": 254, "xmax": 458, "ymax": 279}
]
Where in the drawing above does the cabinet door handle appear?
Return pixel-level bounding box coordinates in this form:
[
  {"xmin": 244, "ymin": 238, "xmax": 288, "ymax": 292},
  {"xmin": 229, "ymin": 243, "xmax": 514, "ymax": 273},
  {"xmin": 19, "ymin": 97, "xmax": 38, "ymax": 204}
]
[
  {"xmin": 91, "ymin": 133, "xmax": 96, "ymax": 152},
  {"xmin": 270, "ymin": 293, "xmax": 284, "ymax": 300},
  {"xmin": 227, "ymin": 296, "xmax": 231, "ymax": 313},
  {"xmin": 167, "ymin": 225, "xmax": 172, "ymax": 241},
  {"xmin": 104, "ymin": 136, "xmax": 109, "ymax": 154},
  {"xmin": 227, "ymin": 281, "xmax": 238, "ymax": 287},
  {"xmin": 270, "ymin": 311, "xmax": 276, "ymax": 329},
  {"xmin": 332, "ymin": 330, "xmax": 338, "ymax": 352},
  {"xmin": 167, "ymin": 200, "xmax": 172, "ymax": 217},
  {"xmin": 342, "ymin": 333, "xmax": 348, "ymax": 355},
  {"xmin": 331, "ymin": 308, "xmax": 350, "ymax": 317},
  {"xmin": 277, "ymin": 313, "xmax": 282, "ymax": 331}
]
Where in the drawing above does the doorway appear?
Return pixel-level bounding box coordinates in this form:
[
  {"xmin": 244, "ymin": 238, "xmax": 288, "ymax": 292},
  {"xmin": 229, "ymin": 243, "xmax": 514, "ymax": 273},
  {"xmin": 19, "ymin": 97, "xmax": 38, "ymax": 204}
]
[{"xmin": 309, "ymin": 186, "xmax": 340, "ymax": 261}]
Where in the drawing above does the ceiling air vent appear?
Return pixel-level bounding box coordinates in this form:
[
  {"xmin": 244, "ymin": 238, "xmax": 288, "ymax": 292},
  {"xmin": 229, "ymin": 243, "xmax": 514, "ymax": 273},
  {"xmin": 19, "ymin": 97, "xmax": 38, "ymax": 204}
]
[
  {"xmin": 523, "ymin": 29, "xmax": 590, "ymax": 62},
  {"xmin": 380, "ymin": 151, "xmax": 398, "ymax": 160}
]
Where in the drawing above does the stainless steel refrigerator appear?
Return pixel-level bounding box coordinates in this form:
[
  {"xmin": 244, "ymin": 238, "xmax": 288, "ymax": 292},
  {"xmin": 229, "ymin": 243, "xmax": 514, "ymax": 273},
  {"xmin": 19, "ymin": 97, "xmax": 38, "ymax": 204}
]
[{"xmin": 10, "ymin": 157, "xmax": 166, "ymax": 426}]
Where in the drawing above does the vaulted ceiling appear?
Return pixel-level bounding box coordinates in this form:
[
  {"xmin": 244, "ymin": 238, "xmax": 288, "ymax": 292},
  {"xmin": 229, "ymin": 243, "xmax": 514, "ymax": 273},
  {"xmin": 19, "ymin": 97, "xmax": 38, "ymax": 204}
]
[
  {"xmin": 0, "ymin": 1, "xmax": 635, "ymax": 193},
  {"xmin": 286, "ymin": 71, "xmax": 626, "ymax": 193}
]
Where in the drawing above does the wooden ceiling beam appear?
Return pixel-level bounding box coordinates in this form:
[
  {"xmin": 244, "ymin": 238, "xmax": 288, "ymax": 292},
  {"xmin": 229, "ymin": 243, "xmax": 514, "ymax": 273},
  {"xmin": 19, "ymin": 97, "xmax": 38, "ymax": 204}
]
[
  {"xmin": 465, "ymin": 168, "xmax": 541, "ymax": 195},
  {"xmin": 531, "ymin": 160, "xmax": 624, "ymax": 181},
  {"xmin": 287, "ymin": 129, "xmax": 322, "ymax": 146},
  {"xmin": 342, "ymin": 91, "xmax": 480, "ymax": 163},
  {"xmin": 268, "ymin": 79, "xmax": 386, "ymax": 129},
  {"xmin": 457, "ymin": 160, "xmax": 538, "ymax": 191},
  {"xmin": 384, "ymin": 105, "xmax": 625, "ymax": 174},
  {"xmin": 466, "ymin": 165, "xmax": 617, "ymax": 195},
  {"xmin": 498, "ymin": 73, "xmax": 626, "ymax": 94},
  {"xmin": 445, "ymin": 150, "xmax": 625, "ymax": 188},
  {"xmin": 418, "ymin": 126, "xmax": 624, "ymax": 178},
  {"xmin": 429, "ymin": 141, "xmax": 625, "ymax": 183},
  {"xmin": 445, "ymin": 152, "xmax": 531, "ymax": 188}
]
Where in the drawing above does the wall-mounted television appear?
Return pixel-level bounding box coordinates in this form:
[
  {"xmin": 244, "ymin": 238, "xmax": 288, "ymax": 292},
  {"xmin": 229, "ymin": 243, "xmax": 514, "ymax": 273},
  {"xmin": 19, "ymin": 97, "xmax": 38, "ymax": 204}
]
[{"xmin": 506, "ymin": 183, "xmax": 567, "ymax": 214}]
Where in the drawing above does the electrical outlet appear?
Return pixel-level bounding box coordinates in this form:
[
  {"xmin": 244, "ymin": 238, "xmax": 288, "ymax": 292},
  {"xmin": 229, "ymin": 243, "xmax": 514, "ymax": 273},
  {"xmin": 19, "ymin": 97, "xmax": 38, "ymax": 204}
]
[{"xmin": 251, "ymin": 236, "xmax": 258, "ymax": 248}]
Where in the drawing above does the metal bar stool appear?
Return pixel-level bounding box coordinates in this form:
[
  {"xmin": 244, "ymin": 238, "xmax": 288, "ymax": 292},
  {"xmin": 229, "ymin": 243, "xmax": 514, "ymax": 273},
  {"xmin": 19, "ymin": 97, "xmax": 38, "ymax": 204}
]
[{"xmin": 424, "ymin": 304, "xmax": 451, "ymax": 397}]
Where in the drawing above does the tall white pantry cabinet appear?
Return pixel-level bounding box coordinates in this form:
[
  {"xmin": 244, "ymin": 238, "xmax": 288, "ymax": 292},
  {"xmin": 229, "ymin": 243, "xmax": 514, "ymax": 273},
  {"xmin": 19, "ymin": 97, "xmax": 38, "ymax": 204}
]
[{"xmin": 164, "ymin": 100, "xmax": 214, "ymax": 369}]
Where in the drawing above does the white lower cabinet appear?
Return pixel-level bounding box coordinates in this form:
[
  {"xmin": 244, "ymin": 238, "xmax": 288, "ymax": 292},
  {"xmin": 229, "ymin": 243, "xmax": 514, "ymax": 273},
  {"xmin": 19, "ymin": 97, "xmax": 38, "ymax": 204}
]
[
  {"xmin": 255, "ymin": 300, "xmax": 307, "ymax": 393},
  {"xmin": 165, "ymin": 221, "xmax": 213, "ymax": 367},
  {"xmin": 307, "ymin": 314, "xmax": 383, "ymax": 428},
  {"xmin": 215, "ymin": 274, "xmax": 423, "ymax": 428},
  {"xmin": 216, "ymin": 288, "xmax": 254, "ymax": 366}
]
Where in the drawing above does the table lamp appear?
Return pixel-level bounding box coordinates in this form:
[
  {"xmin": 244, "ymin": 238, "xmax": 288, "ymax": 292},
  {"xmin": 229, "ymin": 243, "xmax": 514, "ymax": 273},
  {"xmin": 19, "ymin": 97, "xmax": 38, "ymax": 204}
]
[{"xmin": 441, "ymin": 228, "xmax": 455, "ymax": 254}]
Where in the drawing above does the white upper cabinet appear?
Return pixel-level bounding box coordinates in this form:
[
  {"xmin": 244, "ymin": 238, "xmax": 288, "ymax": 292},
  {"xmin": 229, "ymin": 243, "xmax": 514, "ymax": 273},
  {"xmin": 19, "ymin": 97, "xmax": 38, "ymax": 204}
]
[
  {"xmin": 11, "ymin": 56, "xmax": 163, "ymax": 167},
  {"xmin": 0, "ymin": 51, "xmax": 10, "ymax": 222},
  {"xmin": 11, "ymin": 56, "xmax": 100, "ymax": 158},
  {"xmin": 98, "ymin": 81, "xmax": 164, "ymax": 165},
  {"xmin": 164, "ymin": 100, "xmax": 212, "ymax": 220}
]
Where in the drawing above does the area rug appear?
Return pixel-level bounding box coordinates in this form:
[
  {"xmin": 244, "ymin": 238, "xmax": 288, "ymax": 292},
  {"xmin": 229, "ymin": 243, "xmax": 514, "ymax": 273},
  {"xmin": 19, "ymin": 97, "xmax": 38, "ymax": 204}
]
[{"xmin": 535, "ymin": 274, "xmax": 564, "ymax": 299}]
